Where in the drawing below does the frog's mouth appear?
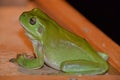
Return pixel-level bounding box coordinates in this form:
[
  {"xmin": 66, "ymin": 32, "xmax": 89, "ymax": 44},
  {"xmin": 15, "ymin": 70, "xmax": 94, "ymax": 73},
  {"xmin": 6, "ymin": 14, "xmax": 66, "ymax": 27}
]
[{"xmin": 20, "ymin": 22, "xmax": 36, "ymax": 40}]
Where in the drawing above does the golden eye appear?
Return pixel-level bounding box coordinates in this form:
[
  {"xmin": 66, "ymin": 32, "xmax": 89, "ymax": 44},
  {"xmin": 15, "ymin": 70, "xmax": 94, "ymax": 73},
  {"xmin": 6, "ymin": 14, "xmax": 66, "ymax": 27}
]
[{"xmin": 30, "ymin": 17, "xmax": 36, "ymax": 25}]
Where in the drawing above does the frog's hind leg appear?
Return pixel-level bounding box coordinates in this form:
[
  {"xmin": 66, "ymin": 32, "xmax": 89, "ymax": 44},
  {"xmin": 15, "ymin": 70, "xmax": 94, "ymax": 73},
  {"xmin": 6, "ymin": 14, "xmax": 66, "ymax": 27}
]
[{"xmin": 61, "ymin": 60, "xmax": 108, "ymax": 75}]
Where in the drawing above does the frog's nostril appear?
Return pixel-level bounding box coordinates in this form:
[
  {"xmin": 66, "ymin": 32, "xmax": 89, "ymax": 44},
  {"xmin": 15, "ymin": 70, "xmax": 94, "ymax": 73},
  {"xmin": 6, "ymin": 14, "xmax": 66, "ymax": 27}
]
[
  {"xmin": 22, "ymin": 12, "xmax": 28, "ymax": 17},
  {"xmin": 22, "ymin": 13, "xmax": 26, "ymax": 17},
  {"xmin": 22, "ymin": 15, "xmax": 25, "ymax": 18}
]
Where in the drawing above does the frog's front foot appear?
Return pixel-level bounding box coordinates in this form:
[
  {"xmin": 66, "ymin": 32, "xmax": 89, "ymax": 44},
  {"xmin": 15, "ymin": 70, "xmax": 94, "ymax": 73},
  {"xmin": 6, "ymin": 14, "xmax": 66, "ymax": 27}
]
[{"xmin": 12, "ymin": 53, "xmax": 44, "ymax": 69}]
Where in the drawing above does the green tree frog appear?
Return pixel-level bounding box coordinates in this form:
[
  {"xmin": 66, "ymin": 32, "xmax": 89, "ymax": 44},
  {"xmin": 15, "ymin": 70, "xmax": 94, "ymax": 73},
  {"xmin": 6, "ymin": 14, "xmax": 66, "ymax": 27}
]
[{"xmin": 14, "ymin": 8, "xmax": 109, "ymax": 75}]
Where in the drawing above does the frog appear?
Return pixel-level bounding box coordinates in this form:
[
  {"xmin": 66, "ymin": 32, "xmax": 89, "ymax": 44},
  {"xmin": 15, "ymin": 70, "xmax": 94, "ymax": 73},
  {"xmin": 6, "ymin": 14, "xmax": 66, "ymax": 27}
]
[{"xmin": 13, "ymin": 8, "xmax": 109, "ymax": 75}]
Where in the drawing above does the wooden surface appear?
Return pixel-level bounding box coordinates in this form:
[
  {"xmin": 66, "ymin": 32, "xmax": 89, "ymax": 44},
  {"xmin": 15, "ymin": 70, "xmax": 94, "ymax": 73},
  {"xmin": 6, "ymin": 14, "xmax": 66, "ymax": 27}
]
[
  {"xmin": 0, "ymin": 75, "xmax": 120, "ymax": 80},
  {"xmin": 0, "ymin": 0, "xmax": 120, "ymax": 80},
  {"xmin": 0, "ymin": 2, "xmax": 36, "ymax": 75}
]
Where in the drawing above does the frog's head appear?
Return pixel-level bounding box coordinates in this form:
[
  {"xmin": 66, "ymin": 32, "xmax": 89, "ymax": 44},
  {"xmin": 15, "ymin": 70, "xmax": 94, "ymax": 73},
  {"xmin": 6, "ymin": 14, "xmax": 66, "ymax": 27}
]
[{"xmin": 19, "ymin": 8, "xmax": 50, "ymax": 41}]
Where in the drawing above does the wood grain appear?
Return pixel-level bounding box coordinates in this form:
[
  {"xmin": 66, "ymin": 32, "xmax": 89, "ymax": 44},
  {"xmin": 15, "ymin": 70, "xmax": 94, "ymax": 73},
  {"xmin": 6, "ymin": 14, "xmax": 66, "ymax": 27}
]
[{"xmin": 0, "ymin": 75, "xmax": 120, "ymax": 80}]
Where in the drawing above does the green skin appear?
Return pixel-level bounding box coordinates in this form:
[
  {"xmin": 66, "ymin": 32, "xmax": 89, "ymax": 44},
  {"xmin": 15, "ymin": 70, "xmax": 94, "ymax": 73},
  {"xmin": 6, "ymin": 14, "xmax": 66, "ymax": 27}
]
[{"xmin": 17, "ymin": 8, "xmax": 109, "ymax": 75}]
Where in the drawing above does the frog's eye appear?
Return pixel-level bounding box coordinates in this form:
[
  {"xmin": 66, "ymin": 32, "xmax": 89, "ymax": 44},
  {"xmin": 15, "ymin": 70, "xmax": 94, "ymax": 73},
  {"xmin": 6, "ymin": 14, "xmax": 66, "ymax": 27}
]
[{"xmin": 29, "ymin": 17, "xmax": 36, "ymax": 25}]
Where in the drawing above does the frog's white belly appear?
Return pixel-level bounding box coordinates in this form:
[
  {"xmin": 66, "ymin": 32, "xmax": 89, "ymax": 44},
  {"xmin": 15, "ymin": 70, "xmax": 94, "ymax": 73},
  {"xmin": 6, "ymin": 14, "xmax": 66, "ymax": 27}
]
[{"xmin": 44, "ymin": 55, "xmax": 60, "ymax": 70}]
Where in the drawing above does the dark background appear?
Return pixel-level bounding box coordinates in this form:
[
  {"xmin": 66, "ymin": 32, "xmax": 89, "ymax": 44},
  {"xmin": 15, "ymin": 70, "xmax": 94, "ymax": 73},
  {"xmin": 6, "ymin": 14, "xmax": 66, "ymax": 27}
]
[{"xmin": 67, "ymin": 0, "xmax": 120, "ymax": 45}]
